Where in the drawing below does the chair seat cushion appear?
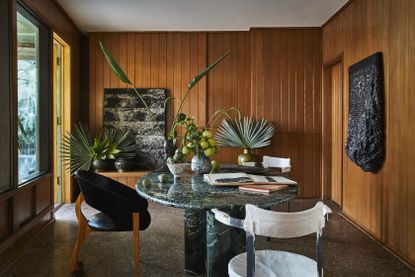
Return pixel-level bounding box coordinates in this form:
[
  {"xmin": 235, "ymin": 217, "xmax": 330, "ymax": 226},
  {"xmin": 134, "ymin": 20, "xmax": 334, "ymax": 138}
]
[
  {"xmin": 229, "ymin": 250, "xmax": 318, "ymax": 277},
  {"xmin": 87, "ymin": 212, "xmax": 116, "ymax": 231}
]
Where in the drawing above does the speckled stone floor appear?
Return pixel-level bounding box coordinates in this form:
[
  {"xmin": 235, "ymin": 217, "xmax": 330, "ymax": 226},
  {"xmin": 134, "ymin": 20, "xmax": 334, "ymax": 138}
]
[{"xmin": 3, "ymin": 199, "xmax": 415, "ymax": 277}]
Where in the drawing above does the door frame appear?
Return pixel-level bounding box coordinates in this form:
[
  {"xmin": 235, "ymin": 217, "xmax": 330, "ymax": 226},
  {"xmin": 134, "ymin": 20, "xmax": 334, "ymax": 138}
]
[
  {"xmin": 321, "ymin": 54, "xmax": 344, "ymax": 206},
  {"xmin": 52, "ymin": 33, "xmax": 71, "ymax": 204}
]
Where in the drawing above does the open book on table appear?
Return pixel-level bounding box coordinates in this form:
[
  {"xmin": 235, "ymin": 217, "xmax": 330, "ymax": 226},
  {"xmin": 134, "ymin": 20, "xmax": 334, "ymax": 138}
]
[{"xmin": 203, "ymin": 172, "xmax": 297, "ymax": 186}]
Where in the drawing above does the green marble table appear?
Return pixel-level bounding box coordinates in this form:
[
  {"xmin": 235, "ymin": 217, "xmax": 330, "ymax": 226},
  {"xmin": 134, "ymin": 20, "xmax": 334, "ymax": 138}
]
[{"xmin": 136, "ymin": 169, "xmax": 298, "ymax": 276}]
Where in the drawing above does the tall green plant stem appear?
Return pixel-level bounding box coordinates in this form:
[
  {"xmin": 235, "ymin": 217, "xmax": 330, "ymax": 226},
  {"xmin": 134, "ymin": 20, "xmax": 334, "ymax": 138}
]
[{"xmin": 169, "ymin": 87, "xmax": 190, "ymax": 136}]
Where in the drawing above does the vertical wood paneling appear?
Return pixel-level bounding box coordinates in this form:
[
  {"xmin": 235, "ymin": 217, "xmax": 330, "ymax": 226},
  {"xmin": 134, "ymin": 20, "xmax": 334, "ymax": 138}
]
[
  {"xmin": 408, "ymin": 0, "xmax": 415, "ymax": 261},
  {"xmin": 250, "ymin": 28, "xmax": 322, "ymax": 198},
  {"xmin": 206, "ymin": 32, "xmax": 251, "ymax": 164},
  {"xmin": 323, "ymin": 0, "xmax": 415, "ymax": 266},
  {"xmin": 330, "ymin": 62, "xmax": 343, "ymax": 205}
]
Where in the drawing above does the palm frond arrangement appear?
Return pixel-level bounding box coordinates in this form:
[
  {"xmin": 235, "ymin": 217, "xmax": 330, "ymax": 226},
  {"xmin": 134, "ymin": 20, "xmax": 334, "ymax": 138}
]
[
  {"xmin": 61, "ymin": 122, "xmax": 93, "ymax": 175},
  {"xmin": 215, "ymin": 117, "xmax": 275, "ymax": 149},
  {"xmin": 61, "ymin": 122, "xmax": 137, "ymax": 174},
  {"xmin": 104, "ymin": 128, "xmax": 136, "ymax": 159}
]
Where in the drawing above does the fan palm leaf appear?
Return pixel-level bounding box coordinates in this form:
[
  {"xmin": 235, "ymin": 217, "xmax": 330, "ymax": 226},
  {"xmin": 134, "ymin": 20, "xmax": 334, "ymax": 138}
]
[
  {"xmin": 104, "ymin": 128, "xmax": 136, "ymax": 159},
  {"xmin": 215, "ymin": 117, "xmax": 275, "ymax": 149},
  {"xmin": 61, "ymin": 122, "xmax": 94, "ymax": 175}
]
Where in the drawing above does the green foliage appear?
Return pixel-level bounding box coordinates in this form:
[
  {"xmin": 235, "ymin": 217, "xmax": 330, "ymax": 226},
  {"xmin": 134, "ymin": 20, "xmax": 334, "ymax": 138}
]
[
  {"xmin": 61, "ymin": 122, "xmax": 136, "ymax": 174},
  {"xmin": 104, "ymin": 128, "xmax": 136, "ymax": 159},
  {"xmin": 187, "ymin": 51, "xmax": 230, "ymax": 89},
  {"xmin": 215, "ymin": 117, "xmax": 275, "ymax": 149},
  {"xmin": 89, "ymin": 137, "xmax": 120, "ymax": 160},
  {"xmin": 61, "ymin": 122, "xmax": 94, "ymax": 175},
  {"xmin": 99, "ymin": 41, "xmax": 132, "ymax": 85}
]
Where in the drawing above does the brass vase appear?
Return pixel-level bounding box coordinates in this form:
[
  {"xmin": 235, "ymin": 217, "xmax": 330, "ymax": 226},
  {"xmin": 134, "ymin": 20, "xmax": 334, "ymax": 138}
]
[{"xmin": 237, "ymin": 148, "xmax": 256, "ymax": 165}]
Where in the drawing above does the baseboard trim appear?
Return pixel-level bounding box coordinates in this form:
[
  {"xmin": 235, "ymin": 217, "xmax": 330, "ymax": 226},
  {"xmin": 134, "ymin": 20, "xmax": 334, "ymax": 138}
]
[{"xmin": 340, "ymin": 212, "xmax": 415, "ymax": 271}]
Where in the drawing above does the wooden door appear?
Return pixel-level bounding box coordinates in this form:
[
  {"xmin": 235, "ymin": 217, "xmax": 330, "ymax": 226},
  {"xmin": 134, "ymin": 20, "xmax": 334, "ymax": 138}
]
[{"xmin": 330, "ymin": 62, "xmax": 343, "ymax": 206}]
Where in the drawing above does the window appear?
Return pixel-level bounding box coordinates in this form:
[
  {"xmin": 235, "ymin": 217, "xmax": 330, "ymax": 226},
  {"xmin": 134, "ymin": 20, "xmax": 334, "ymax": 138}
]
[
  {"xmin": 17, "ymin": 5, "xmax": 51, "ymax": 185},
  {"xmin": 17, "ymin": 12, "xmax": 40, "ymax": 183}
]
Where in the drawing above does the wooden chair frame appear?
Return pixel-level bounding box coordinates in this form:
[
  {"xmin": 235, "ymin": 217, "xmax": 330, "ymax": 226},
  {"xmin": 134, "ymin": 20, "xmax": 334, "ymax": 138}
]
[{"xmin": 70, "ymin": 193, "xmax": 141, "ymax": 277}]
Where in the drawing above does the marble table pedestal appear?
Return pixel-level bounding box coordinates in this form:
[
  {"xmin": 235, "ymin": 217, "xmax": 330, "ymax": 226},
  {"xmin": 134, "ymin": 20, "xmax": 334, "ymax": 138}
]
[{"xmin": 185, "ymin": 207, "xmax": 245, "ymax": 276}]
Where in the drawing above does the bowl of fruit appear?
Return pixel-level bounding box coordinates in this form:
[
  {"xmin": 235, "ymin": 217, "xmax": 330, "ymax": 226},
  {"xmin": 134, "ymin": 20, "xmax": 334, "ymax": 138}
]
[{"xmin": 166, "ymin": 149, "xmax": 191, "ymax": 179}]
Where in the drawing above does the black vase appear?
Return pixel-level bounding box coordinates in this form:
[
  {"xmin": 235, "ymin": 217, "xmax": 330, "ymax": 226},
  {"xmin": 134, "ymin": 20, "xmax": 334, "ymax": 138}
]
[
  {"xmin": 92, "ymin": 159, "xmax": 113, "ymax": 172},
  {"xmin": 164, "ymin": 139, "xmax": 176, "ymax": 161},
  {"xmin": 114, "ymin": 158, "xmax": 135, "ymax": 172}
]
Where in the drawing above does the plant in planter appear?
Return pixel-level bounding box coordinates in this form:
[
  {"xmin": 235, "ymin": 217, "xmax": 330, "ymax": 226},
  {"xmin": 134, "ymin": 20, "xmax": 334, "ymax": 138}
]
[
  {"xmin": 89, "ymin": 137, "xmax": 120, "ymax": 172},
  {"xmin": 178, "ymin": 116, "xmax": 218, "ymax": 174},
  {"xmin": 61, "ymin": 122, "xmax": 136, "ymax": 174},
  {"xmin": 106, "ymin": 128, "xmax": 137, "ymax": 172},
  {"xmin": 169, "ymin": 108, "xmax": 239, "ymax": 174},
  {"xmin": 215, "ymin": 117, "xmax": 275, "ymax": 165}
]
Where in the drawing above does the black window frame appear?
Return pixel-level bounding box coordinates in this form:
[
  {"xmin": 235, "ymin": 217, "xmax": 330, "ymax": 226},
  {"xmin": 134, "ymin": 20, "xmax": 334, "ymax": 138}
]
[
  {"xmin": 16, "ymin": 2, "xmax": 52, "ymax": 186},
  {"xmin": 0, "ymin": 0, "xmax": 13, "ymax": 193}
]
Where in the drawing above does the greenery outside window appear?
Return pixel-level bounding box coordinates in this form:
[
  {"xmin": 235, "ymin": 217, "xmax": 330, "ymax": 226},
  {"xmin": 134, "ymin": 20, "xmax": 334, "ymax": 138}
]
[{"xmin": 17, "ymin": 5, "xmax": 51, "ymax": 185}]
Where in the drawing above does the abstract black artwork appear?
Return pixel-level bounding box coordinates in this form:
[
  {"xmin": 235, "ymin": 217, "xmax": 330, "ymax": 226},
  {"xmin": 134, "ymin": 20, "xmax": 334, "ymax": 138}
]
[
  {"xmin": 345, "ymin": 52, "xmax": 384, "ymax": 172},
  {"xmin": 103, "ymin": 88, "xmax": 166, "ymax": 169}
]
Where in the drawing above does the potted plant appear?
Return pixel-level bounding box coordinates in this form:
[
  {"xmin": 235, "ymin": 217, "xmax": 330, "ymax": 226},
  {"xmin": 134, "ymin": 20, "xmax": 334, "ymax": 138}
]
[
  {"xmin": 176, "ymin": 115, "xmax": 217, "ymax": 174},
  {"xmin": 90, "ymin": 137, "xmax": 120, "ymax": 172},
  {"xmin": 166, "ymin": 108, "xmax": 239, "ymax": 174},
  {"xmin": 215, "ymin": 117, "xmax": 275, "ymax": 165},
  {"xmin": 61, "ymin": 122, "xmax": 136, "ymax": 174}
]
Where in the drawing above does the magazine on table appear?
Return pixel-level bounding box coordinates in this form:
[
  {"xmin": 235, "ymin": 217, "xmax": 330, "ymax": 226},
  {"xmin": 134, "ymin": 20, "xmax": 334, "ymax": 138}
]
[{"xmin": 203, "ymin": 173, "xmax": 297, "ymax": 186}]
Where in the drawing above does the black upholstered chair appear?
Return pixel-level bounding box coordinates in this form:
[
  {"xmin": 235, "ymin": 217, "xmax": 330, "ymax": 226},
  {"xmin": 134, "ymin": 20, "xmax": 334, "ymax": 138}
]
[{"xmin": 71, "ymin": 170, "xmax": 151, "ymax": 277}]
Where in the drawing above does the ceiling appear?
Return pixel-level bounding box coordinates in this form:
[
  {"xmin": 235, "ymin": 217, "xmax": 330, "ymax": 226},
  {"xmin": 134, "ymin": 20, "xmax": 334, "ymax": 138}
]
[{"xmin": 57, "ymin": 0, "xmax": 348, "ymax": 32}]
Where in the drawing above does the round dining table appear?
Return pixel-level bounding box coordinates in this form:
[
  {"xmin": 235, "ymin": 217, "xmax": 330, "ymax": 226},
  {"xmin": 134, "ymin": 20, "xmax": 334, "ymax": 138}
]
[{"xmin": 136, "ymin": 167, "xmax": 298, "ymax": 276}]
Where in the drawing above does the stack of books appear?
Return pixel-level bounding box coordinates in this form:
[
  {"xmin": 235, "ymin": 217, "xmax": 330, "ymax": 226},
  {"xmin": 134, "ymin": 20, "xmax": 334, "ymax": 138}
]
[{"xmin": 203, "ymin": 173, "xmax": 297, "ymax": 194}]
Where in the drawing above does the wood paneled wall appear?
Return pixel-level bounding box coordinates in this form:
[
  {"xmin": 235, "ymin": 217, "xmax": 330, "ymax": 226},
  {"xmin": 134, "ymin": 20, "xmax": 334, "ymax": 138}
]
[
  {"xmin": 0, "ymin": 0, "xmax": 83, "ymax": 273},
  {"xmin": 88, "ymin": 29, "xmax": 322, "ymax": 198},
  {"xmin": 250, "ymin": 28, "xmax": 322, "ymax": 198},
  {"xmin": 206, "ymin": 32, "xmax": 251, "ymax": 164},
  {"xmin": 322, "ymin": 0, "xmax": 415, "ymax": 265}
]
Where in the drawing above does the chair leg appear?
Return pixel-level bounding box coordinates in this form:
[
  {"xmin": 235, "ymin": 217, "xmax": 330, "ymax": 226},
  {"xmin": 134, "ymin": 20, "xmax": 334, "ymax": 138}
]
[
  {"xmin": 246, "ymin": 233, "xmax": 255, "ymax": 277},
  {"xmin": 133, "ymin": 212, "xmax": 140, "ymax": 277},
  {"xmin": 71, "ymin": 193, "xmax": 89, "ymax": 273}
]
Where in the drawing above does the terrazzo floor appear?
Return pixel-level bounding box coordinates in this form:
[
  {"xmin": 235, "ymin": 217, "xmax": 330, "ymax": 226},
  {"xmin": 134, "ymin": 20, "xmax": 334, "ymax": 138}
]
[{"xmin": 3, "ymin": 199, "xmax": 415, "ymax": 277}]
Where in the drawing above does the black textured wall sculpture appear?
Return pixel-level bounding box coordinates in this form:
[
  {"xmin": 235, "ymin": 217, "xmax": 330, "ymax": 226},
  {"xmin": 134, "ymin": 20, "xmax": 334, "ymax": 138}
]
[
  {"xmin": 103, "ymin": 88, "xmax": 166, "ymax": 169},
  {"xmin": 345, "ymin": 52, "xmax": 384, "ymax": 172}
]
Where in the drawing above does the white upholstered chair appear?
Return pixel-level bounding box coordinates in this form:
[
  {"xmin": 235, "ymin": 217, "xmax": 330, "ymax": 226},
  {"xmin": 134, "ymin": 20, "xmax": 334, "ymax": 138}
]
[
  {"xmin": 262, "ymin": 156, "xmax": 291, "ymax": 173},
  {"xmin": 211, "ymin": 201, "xmax": 332, "ymax": 277}
]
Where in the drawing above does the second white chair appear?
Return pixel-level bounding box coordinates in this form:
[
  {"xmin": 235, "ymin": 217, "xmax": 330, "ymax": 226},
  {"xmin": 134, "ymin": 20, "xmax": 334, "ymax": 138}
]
[
  {"xmin": 211, "ymin": 201, "xmax": 332, "ymax": 277},
  {"xmin": 262, "ymin": 155, "xmax": 291, "ymax": 173}
]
